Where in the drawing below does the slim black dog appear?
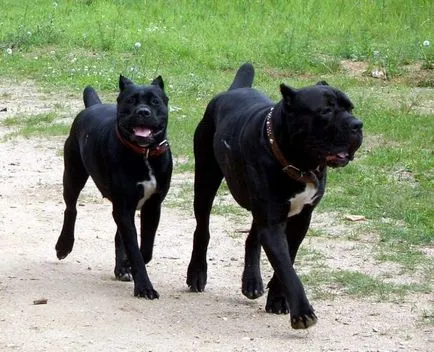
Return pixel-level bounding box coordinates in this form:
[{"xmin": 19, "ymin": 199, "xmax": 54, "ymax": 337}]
[
  {"xmin": 187, "ymin": 63, "xmax": 363, "ymax": 329},
  {"xmin": 55, "ymin": 75, "xmax": 172, "ymax": 299}
]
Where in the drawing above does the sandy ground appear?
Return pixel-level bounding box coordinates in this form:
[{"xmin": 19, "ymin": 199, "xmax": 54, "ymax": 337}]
[{"xmin": 0, "ymin": 80, "xmax": 433, "ymax": 351}]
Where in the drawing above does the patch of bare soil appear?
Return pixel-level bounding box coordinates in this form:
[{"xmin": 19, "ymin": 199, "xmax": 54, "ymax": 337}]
[
  {"xmin": 340, "ymin": 60, "xmax": 370, "ymax": 78},
  {"xmin": 0, "ymin": 80, "xmax": 432, "ymax": 351},
  {"xmin": 340, "ymin": 59, "xmax": 434, "ymax": 86}
]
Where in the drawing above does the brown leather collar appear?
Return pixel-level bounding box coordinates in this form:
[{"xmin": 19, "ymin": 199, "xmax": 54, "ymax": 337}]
[
  {"xmin": 265, "ymin": 107, "xmax": 320, "ymax": 187},
  {"xmin": 115, "ymin": 125, "xmax": 169, "ymax": 158}
]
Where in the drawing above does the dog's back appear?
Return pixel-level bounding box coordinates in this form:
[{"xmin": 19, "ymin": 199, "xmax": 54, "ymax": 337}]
[{"xmin": 83, "ymin": 86, "xmax": 102, "ymax": 108}]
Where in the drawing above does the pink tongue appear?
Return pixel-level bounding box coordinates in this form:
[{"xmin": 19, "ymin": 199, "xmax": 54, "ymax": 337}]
[
  {"xmin": 337, "ymin": 152, "xmax": 348, "ymax": 159},
  {"xmin": 133, "ymin": 127, "xmax": 152, "ymax": 137},
  {"xmin": 326, "ymin": 152, "xmax": 348, "ymax": 161}
]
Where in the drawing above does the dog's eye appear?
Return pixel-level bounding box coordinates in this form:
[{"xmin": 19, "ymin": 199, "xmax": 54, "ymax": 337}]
[
  {"xmin": 151, "ymin": 97, "xmax": 160, "ymax": 106},
  {"xmin": 128, "ymin": 96, "xmax": 137, "ymax": 104},
  {"xmin": 322, "ymin": 108, "xmax": 333, "ymax": 116}
]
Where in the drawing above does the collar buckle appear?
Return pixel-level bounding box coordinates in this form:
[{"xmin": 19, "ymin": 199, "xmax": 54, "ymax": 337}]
[{"xmin": 282, "ymin": 164, "xmax": 304, "ymax": 180}]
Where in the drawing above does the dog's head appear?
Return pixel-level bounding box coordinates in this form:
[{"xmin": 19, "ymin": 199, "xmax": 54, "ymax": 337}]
[
  {"xmin": 116, "ymin": 75, "xmax": 169, "ymax": 147},
  {"xmin": 280, "ymin": 81, "xmax": 363, "ymax": 168}
]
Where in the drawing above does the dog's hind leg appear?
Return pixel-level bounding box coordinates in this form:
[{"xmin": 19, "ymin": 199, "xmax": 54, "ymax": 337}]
[
  {"xmin": 242, "ymin": 221, "xmax": 264, "ymax": 299},
  {"xmin": 55, "ymin": 137, "xmax": 89, "ymax": 259},
  {"xmin": 187, "ymin": 118, "xmax": 223, "ymax": 292}
]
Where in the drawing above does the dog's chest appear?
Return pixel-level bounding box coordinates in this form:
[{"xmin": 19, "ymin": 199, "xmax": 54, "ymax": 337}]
[
  {"xmin": 288, "ymin": 183, "xmax": 319, "ymax": 217},
  {"xmin": 136, "ymin": 158, "xmax": 157, "ymax": 210}
]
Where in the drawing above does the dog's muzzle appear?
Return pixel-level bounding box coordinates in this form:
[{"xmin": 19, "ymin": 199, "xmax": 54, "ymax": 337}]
[{"xmin": 326, "ymin": 118, "xmax": 363, "ymax": 168}]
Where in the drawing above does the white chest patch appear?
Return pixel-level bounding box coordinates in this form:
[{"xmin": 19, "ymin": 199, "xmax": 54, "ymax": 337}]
[
  {"xmin": 288, "ymin": 183, "xmax": 318, "ymax": 217},
  {"xmin": 136, "ymin": 159, "xmax": 157, "ymax": 210}
]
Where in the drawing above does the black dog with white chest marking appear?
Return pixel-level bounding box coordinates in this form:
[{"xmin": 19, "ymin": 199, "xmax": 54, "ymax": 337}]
[
  {"xmin": 187, "ymin": 63, "xmax": 363, "ymax": 329},
  {"xmin": 55, "ymin": 75, "xmax": 172, "ymax": 299}
]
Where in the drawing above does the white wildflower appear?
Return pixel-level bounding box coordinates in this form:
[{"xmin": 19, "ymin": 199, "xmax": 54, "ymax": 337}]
[
  {"xmin": 423, "ymin": 40, "xmax": 430, "ymax": 47},
  {"xmin": 6, "ymin": 48, "xmax": 12, "ymax": 55},
  {"xmin": 134, "ymin": 42, "xmax": 141, "ymax": 49}
]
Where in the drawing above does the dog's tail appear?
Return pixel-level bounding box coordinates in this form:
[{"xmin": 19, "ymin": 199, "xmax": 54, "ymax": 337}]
[
  {"xmin": 83, "ymin": 86, "xmax": 102, "ymax": 108},
  {"xmin": 228, "ymin": 63, "xmax": 255, "ymax": 90}
]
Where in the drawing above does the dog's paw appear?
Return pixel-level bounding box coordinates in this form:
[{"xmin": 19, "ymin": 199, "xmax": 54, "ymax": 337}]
[
  {"xmin": 242, "ymin": 278, "xmax": 264, "ymax": 299},
  {"xmin": 186, "ymin": 263, "xmax": 207, "ymax": 292},
  {"xmin": 134, "ymin": 286, "xmax": 159, "ymax": 299},
  {"xmin": 291, "ymin": 312, "xmax": 318, "ymax": 329},
  {"xmin": 56, "ymin": 249, "xmax": 71, "ymax": 260},
  {"xmin": 114, "ymin": 265, "xmax": 132, "ymax": 282},
  {"xmin": 55, "ymin": 236, "xmax": 74, "ymax": 260},
  {"xmin": 115, "ymin": 272, "xmax": 132, "ymax": 282},
  {"xmin": 265, "ymin": 294, "xmax": 290, "ymax": 314},
  {"xmin": 186, "ymin": 274, "xmax": 207, "ymax": 292}
]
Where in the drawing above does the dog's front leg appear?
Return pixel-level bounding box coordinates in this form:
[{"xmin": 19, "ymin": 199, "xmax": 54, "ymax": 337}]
[
  {"xmin": 112, "ymin": 205, "xmax": 159, "ymax": 299},
  {"xmin": 139, "ymin": 196, "xmax": 162, "ymax": 264},
  {"xmin": 259, "ymin": 223, "xmax": 317, "ymax": 329},
  {"xmin": 114, "ymin": 229, "xmax": 132, "ymax": 281},
  {"xmin": 266, "ymin": 209, "xmax": 314, "ymax": 314}
]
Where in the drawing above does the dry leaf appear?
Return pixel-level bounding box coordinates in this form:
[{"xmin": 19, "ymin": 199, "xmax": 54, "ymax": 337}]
[
  {"xmin": 33, "ymin": 298, "xmax": 48, "ymax": 305},
  {"xmin": 344, "ymin": 214, "xmax": 366, "ymax": 222}
]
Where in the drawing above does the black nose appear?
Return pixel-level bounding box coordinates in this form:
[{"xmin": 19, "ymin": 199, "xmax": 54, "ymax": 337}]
[
  {"xmin": 137, "ymin": 107, "xmax": 151, "ymax": 117},
  {"xmin": 350, "ymin": 119, "xmax": 363, "ymax": 131}
]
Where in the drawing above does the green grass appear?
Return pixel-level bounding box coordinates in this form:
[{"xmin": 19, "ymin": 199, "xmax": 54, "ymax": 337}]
[
  {"xmin": 165, "ymin": 181, "xmax": 194, "ymax": 213},
  {"xmin": 301, "ymin": 269, "xmax": 431, "ymax": 301},
  {"xmin": 1, "ymin": 112, "xmax": 69, "ymax": 138},
  {"xmin": 0, "ymin": 0, "xmax": 433, "ymax": 301},
  {"xmin": 1, "ymin": 0, "xmax": 432, "ymax": 76},
  {"xmin": 318, "ymin": 102, "xmax": 434, "ymax": 247},
  {"xmin": 422, "ymin": 310, "xmax": 434, "ymax": 325},
  {"xmin": 375, "ymin": 244, "xmax": 434, "ymax": 274},
  {"xmin": 331, "ymin": 270, "xmax": 430, "ymax": 298}
]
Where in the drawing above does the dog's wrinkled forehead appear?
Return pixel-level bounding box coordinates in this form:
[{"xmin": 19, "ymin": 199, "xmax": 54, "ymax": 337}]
[
  {"xmin": 117, "ymin": 75, "xmax": 168, "ymax": 106},
  {"xmin": 118, "ymin": 85, "xmax": 168, "ymax": 106},
  {"xmin": 295, "ymin": 86, "xmax": 354, "ymax": 113}
]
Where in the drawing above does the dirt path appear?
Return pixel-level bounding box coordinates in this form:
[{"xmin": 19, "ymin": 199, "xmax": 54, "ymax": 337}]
[{"xmin": 0, "ymin": 81, "xmax": 432, "ymax": 351}]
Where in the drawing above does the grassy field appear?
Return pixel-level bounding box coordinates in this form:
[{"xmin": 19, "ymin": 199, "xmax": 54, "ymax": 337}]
[{"xmin": 1, "ymin": 0, "xmax": 433, "ymax": 302}]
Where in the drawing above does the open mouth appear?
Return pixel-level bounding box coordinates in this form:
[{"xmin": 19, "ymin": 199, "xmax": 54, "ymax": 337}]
[
  {"xmin": 132, "ymin": 127, "xmax": 155, "ymax": 146},
  {"xmin": 133, "ymin": 127, "xmax": 153, "ymax": 138},
  {"xmin": 326, "ymin": 152, "xmax": 350, "ymax": 167},
  {"xmin": 131, "ymin": 125, "xmax": 164, "ymax": 147}
]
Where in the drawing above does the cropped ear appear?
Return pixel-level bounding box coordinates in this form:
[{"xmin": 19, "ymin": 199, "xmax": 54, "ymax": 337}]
[
  {"xmin": 152, "ymin": 75, "xmax": 164, "ymax": 90},
  {"xmin": 316, "ymin": 80, "xmax": 329, "ymax": 86},
  {"xmin": 280, "ymin": 83, "xmax": 296, "ymax": 105},
  {"xmin": 119, "ymin": 75, "xmax": 133, "ymax": 91}
]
